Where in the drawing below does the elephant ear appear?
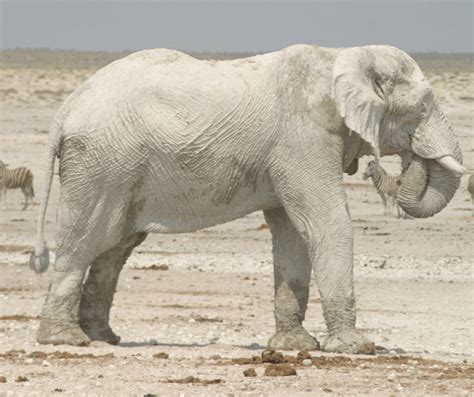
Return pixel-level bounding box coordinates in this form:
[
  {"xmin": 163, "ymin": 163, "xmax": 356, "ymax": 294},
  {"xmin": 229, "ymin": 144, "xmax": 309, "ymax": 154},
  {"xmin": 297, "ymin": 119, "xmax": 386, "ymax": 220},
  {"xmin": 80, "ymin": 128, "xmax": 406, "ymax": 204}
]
[{"xmin": 332, "ymin": 48, "xmax": 385, "ymax": 159}]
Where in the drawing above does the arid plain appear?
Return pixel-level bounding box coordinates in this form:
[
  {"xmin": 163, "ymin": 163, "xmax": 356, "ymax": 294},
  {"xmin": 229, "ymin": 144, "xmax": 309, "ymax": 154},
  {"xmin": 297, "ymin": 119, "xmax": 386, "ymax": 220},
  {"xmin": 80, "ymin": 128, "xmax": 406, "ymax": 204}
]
[{"xmin": 0, "ymin": 50, "xmax": 473, "ymax": 396}]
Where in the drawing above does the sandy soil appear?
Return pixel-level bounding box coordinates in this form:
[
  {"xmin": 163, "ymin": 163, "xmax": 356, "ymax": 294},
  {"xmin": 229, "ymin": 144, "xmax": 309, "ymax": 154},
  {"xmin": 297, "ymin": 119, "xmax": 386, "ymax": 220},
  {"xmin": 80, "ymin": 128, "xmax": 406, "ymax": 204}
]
[{"xmin": 0, "ymin": 51, "xmax": 473, "ymax": 396}]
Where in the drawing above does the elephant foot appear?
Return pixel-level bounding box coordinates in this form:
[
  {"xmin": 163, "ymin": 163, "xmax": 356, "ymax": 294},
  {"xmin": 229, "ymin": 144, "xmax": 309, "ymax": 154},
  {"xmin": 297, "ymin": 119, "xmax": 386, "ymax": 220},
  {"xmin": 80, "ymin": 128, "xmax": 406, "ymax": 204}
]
[
  {"xmin": 268, "ymin": 327, "xmax": 320, "ymax": 351},
  {"xmin": 80, "ymin": 322, "xmax": 121, "ymax": 345},
  {"xmin": 37, "ymin": 319, "xmax": 90, "ymax": 346},
  {"xmin": 322, "ymin": 329, "xmax": 375, "ymax": 354}
]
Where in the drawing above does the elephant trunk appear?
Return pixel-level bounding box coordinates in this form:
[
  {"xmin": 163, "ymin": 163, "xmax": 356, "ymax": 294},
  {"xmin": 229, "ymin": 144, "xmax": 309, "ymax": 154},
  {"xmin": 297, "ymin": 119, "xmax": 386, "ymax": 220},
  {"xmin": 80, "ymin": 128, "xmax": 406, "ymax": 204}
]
[{"xmin": 397, "ymin": 103, "xmax": 463, "ymax": 218}]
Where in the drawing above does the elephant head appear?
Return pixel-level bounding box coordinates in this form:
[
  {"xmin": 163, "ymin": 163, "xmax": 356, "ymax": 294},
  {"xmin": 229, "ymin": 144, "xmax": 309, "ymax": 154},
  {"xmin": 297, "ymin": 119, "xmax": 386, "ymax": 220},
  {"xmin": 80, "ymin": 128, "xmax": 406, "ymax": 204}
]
[{"xmin": 332, "ymin": 46, "xmax": 465, "ymax": 218}]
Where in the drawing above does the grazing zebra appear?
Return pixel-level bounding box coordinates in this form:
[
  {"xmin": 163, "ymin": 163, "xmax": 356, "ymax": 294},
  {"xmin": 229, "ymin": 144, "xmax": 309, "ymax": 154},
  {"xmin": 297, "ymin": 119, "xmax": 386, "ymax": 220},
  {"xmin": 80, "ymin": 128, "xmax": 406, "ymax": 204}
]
[
  {"xmin": 0, "ymin": 160, "xmax": 35, "ymax": 210},
  {"xmin": 468, "ymin": 174, "xmax": 474, "ymax": 216},
  {"xmin": 363, "ymin": 160, "xmax": 403, "ymax": 218}
]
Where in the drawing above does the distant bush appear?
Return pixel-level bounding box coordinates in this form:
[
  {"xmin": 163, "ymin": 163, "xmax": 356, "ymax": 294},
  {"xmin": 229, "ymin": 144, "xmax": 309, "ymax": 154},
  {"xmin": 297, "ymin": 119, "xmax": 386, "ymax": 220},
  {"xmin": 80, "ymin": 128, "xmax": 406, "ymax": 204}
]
[{"xmin": 0, "ymin": 48, "xmax": 472, "ymax": 72}]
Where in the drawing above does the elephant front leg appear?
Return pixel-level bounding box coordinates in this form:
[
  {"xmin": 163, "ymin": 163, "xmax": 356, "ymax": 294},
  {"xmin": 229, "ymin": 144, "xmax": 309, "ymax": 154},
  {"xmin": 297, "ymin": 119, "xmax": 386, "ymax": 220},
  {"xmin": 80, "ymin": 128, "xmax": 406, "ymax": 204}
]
[
  {"xmin": 310, "ymin": 206, "xmax": 375, "ymax": 354},
  {"xmin": 270, "ymin": 157, "xmax": 375, "ymax": 354},
  {"xmin": 264, "ymin": 208, "xmax": 320, "ymax": 351}
]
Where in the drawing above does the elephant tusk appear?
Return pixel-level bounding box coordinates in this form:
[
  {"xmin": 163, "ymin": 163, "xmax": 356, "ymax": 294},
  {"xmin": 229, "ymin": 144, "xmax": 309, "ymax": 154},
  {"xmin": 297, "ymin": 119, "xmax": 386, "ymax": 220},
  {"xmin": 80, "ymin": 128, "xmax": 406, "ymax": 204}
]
[{"xmin": 436, "ymin": 156, "xmax": 467, "ymax": 175}]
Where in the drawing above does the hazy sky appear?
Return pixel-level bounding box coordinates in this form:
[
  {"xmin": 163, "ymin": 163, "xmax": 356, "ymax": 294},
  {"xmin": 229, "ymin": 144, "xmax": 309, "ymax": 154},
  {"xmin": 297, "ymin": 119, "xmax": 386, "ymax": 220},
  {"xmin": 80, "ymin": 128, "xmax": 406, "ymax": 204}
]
[{"xmin": 0, "ymin": 0, "xmax": 472, "ymax": 53}]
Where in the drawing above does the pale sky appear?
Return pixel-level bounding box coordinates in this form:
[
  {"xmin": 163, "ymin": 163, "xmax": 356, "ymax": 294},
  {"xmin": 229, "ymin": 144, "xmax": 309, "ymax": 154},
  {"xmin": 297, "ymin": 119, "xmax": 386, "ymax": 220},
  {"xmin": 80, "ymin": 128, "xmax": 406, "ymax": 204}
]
[{"xmin": 0, "ymin": 0, "xmax": 472, "ymax": 53}]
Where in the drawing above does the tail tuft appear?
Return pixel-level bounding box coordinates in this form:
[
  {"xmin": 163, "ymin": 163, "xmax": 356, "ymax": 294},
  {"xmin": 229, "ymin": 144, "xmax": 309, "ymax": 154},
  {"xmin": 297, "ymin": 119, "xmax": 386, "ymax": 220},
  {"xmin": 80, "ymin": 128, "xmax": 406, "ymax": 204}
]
[{"xmin": 29, "ymin": 243, "xmax": 49, "ymax": 273}]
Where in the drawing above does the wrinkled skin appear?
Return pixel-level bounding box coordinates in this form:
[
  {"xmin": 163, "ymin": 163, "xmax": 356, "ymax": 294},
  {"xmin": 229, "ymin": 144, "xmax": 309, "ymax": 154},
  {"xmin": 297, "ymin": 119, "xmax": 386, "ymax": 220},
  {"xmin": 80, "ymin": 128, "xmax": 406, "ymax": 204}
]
[{"xmin": 31, "ymin": 45, "xmax": 464, "ymax": 352}]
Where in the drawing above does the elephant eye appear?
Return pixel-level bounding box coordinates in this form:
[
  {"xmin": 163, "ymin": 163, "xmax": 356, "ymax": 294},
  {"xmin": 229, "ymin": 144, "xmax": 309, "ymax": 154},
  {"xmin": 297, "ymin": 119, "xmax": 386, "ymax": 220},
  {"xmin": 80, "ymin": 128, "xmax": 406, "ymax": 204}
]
[
  {"xmin": 420, "ymin": 102, "xmax": 427, "ymax": 114},
  {"xmin": 374, "ymin": 78, "xmax": 384, "ymax": 98}
]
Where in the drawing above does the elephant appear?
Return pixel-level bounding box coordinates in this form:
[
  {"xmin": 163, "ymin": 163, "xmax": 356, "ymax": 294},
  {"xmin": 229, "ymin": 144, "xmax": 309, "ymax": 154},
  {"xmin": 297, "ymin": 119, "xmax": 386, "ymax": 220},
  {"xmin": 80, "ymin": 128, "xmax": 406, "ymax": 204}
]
[{"xmin": 30, "ymin": 44, "xmax": 465, "ymax": 353}]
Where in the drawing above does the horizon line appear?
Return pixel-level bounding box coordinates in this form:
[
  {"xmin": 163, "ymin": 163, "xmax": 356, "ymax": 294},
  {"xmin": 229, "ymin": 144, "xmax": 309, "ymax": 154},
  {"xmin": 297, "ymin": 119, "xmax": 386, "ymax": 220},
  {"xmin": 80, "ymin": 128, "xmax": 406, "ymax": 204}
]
[{"xmin": 1, "ymin": 47, "xmax": 473, "ymax": 56}]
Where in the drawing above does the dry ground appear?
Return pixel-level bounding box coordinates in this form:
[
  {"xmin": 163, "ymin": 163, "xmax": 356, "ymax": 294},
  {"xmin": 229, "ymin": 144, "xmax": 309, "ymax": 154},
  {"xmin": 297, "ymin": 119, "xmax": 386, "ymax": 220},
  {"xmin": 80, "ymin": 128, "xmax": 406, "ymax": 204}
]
[{"xmin": 0, "ymin": 50, "xmax": 473, "ymax": 396}]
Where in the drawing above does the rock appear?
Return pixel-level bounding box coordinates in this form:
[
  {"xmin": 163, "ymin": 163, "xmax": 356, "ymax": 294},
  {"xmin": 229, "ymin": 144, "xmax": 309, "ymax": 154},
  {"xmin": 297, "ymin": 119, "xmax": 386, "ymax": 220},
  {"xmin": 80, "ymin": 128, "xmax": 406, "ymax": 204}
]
[
  {"xmin": 243, "ymin": 368, "xmax": 257, "ymax": 377},
  {"xmin": 153, "ymin": 352, "xmax": 169, "ymax": 359},
  {"xmin": 261, "ymin": 349, "xmax": 284, "ymax": 364},
  {"xmin": 210, "ymin": 354, "xmax": 221, "ymax": 360},
  {"xmin": 0, "ymin": 376, "xmax": 6, "ymax": 383},
  {"xmin": 297, "ymin": 349, "xmax": 312, "ymax": 361},
  {"xmin": 42, "ymin": 360, "xmax": 51, "ymax": 367},
  {"xmin": 302, "ymin": 359, "xmax": 312, "ymax": 366},
  {"xmin": 387, "ymin": 373, "xmax": 397, "ymax": 382},
  {"xmin": 264, "ymin": 364, "xmax": 297, "ymax": 377},
  {"xmin": 15, "ymin": 376, "xmax": 28, "ymax": 383}
]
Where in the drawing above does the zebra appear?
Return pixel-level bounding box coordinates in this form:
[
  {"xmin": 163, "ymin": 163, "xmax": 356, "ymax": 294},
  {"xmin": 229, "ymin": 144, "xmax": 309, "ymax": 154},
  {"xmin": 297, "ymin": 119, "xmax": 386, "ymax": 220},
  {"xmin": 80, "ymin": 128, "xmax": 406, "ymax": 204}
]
[
  {"xmin": 468, "ymin": 174, "xmax": 474, "ymax": 216},
  {"xmin": 0, "ymin": 160, "xmax": 35, "ymax": 210},
  {"xmin": 362, "ymin": 160, "xmax": 403, "ymax": 218}
]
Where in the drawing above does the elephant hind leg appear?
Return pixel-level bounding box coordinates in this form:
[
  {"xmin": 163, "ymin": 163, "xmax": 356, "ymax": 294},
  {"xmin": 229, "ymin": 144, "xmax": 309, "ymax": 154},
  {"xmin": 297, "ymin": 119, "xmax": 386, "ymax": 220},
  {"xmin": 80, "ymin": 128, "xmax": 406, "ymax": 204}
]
[
  {"xmin": 37, "ymin": 259, "xmax": 92, "ymax": 346},
  {"xmin": 264, "ymin": 207, "xmax": 320, "ymax": 351},
  {"xmin": 79, "ymin": 232, "xmax": 147, "ymax": 345}
]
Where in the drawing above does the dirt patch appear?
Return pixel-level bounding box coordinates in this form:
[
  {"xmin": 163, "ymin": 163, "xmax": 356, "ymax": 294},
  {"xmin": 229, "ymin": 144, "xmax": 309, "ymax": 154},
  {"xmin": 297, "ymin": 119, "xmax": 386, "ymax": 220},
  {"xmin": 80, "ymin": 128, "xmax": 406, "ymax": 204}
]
[
  {"xmin": 0, "ymin": 350, "xmax": 115, "ymax": 362},
  {"xmin": 0, "ymin": 315, "xmax": 40, "ymax": 321},
  {"xmin": 192, "ymin": 314, "xmax": 223, "ymax": 323},
  {"xmin": 257, "ymin": 223, "xmax": 269, "ymax": 230},
  {"xmin": 0, "ymin": 244, "xmax": 32, "ymax": 253},
  {"xmin": 15, "ymin": 376, "xmax": 28, "ymax": 382},
  {"xmin": 0, "ymin": 376, "xmax": 6, "ymax": 383},
  {"xmin": 47, "ymin": 352, "xmax": 115, "ymax": 360},
  {"xmin": 228, "ymin": 350, "xmax": 300, "ymax": 366},
  {"xmin": 264, "ymin": 364, "xmax": 297, "ymax": 376},
  {"xmin": 132, "ymin": 264, "xmax": 169, "ymax": 271},
  {"xmin": 163, "ymin": 376, "xmax": 224, "ymax": 385},
  {"xmin": 0, "ymin": 287, "xmax": 31, "ymax": 293},
  {"xmin": 221, "ymin": 350, "xmax": 472, "ymax": 373}
]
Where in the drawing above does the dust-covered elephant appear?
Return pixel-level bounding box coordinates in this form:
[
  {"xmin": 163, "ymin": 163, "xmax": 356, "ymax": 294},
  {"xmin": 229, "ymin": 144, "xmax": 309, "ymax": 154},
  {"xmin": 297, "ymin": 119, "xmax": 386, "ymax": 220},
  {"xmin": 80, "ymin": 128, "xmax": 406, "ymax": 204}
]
[{"xmin": 30, "ymin": 45, "xmax": 465, "ymax": 353}]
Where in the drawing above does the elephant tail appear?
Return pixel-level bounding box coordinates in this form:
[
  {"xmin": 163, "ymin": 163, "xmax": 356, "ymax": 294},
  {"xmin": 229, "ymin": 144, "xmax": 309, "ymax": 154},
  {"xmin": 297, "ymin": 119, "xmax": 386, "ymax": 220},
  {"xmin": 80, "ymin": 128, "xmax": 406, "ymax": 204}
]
[{"xmin": 29, "ymin": 126, "xmax": 62, "ymax": 274}]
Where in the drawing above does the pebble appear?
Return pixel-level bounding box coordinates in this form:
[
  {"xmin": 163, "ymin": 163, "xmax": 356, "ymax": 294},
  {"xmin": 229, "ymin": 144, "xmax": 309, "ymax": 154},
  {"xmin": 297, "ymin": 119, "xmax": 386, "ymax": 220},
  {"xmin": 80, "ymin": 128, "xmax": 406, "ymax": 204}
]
[
  {"xmin": 24, "ymin": 358, "xmax": 34, "ymax": 364},
  {"xmin": 188, "ymin": 318, "xmax": 196, "ymax": 324},
  {"xmin": 42, "ymin": 360, "xmax": 51, "ymax": 367},
  {"xmin": 387, "ymin": 373, "xmax": 397, "ymax": 382},
  {"xmin": 302, "ymin": 359, "xmax": 312, "ymax": 366}
]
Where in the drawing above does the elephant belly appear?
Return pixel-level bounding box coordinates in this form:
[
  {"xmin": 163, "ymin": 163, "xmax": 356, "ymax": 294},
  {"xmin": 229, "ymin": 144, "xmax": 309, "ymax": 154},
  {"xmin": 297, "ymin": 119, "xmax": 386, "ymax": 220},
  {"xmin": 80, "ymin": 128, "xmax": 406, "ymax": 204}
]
[{"xmin": 135, "ymin": 173, "xmax": 279, "ymax": 233}]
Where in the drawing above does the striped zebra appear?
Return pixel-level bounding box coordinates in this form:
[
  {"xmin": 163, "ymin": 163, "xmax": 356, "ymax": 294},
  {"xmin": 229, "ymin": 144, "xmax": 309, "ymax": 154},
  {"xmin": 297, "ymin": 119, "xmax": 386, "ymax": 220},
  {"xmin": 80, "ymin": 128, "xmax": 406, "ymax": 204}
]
[
  {"xmin": 0, "ymin": 160, "xmax": 35, "ymax": 210},
  {"xmin": 362, "ymin": 160, "xmax": 403, "ymax": 218},
  {"xmin": 468, "ymin": 174, "xmax": 474, "ymax": 216}
]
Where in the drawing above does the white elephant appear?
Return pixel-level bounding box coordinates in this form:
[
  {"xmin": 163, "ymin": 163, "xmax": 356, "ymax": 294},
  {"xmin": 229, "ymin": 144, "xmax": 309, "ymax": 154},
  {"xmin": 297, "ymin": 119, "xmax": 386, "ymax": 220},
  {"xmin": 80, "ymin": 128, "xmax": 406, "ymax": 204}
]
[{"xmin": 30, "ymin": 45, "xmax": 465, "ymax": 353}]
